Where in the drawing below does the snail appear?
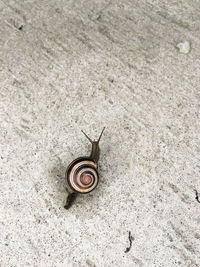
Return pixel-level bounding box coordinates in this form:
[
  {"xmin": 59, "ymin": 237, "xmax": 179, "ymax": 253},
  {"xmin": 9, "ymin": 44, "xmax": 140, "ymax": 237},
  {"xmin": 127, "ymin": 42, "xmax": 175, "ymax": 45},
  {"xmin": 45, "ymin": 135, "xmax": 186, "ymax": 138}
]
[{"xmin": 64, "ymin": 127, "xmax": 105, "ymax": 209}]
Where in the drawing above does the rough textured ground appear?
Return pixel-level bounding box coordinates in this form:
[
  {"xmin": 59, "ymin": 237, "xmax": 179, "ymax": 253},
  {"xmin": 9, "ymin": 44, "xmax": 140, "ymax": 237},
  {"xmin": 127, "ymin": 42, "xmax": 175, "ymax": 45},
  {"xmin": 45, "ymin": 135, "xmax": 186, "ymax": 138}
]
[{"xmin": 0, "ymin": 0, "xmax": 200, "ymax": 266}]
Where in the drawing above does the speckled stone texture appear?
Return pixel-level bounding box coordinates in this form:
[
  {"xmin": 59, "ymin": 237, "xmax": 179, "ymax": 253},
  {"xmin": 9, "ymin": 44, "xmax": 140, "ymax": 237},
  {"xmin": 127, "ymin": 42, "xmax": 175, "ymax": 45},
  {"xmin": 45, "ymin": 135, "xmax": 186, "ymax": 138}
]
[{"xmin": 0, "ymin": 1, "xmax": 200, "ymax": 266}]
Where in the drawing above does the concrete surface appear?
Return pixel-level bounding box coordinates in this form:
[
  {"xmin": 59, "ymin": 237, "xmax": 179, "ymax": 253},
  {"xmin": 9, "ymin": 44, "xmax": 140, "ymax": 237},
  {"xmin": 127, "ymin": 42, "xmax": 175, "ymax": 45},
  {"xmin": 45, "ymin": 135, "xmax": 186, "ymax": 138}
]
[{"xmin": 0, "ymin": 0, "xmax": 200, "ymax": 266}]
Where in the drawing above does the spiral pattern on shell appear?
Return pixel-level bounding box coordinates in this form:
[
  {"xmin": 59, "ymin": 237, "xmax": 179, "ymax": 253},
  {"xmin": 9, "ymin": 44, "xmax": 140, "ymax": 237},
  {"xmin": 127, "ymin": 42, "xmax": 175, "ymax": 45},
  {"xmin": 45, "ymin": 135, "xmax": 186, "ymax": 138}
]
[{"xmin": 66, "ymin": 158, "xmax": 99, "ymax": 194}]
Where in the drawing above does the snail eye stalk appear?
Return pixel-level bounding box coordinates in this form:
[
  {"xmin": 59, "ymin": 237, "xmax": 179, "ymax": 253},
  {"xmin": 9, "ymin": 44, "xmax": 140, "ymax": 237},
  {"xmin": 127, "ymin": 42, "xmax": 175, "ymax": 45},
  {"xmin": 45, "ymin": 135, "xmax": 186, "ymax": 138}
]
[
  {"xmin": 97, "ymin": 127, "xmax": 105, "ymax": 143},
  {"xmin": 81, "ymin": 130, "xmax": 93, "ymax": 143}
]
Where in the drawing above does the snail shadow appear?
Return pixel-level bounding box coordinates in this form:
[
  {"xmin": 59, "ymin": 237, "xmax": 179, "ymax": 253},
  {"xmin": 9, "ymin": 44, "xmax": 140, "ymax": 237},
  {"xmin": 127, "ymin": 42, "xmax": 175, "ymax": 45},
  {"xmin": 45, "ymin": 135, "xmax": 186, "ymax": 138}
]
[
  {"xmin": 49, "ymin": 159, "xmax": 69, "ymax": 209},
  {"xmin": 49, "ymin": 158, "xmax": 83, "ymax": 212}
]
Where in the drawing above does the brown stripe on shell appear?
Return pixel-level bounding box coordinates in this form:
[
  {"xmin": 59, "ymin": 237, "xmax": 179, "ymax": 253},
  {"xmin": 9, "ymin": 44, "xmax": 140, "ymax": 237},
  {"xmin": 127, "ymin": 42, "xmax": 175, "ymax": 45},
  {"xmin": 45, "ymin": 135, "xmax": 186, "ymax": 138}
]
[{"xmin": 69, "ymin": 160, "xmax": 98, "ymax": 193}]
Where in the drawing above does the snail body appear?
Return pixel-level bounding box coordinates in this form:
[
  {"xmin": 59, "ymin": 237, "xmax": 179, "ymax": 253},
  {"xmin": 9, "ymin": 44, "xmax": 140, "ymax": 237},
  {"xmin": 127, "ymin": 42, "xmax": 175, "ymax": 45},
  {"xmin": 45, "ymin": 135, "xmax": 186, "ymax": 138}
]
[{"xmin": 64, "ymin": 128, "xmax": 105, "ymax": 209}]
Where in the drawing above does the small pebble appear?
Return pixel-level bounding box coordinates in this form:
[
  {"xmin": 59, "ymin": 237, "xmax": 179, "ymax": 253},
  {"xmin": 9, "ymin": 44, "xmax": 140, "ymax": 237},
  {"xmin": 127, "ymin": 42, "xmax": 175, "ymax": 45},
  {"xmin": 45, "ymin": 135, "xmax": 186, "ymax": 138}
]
[
  {"xmin": 89, "ymin": 13, "xmax": 101, "ymax": 21},
  {"xmin": 176, "ymin": 41, "xmax": 191, "ymax": 54},
  {"xmin": 18, "ymin": 25, "xmax": 23, "ymax": 31}
]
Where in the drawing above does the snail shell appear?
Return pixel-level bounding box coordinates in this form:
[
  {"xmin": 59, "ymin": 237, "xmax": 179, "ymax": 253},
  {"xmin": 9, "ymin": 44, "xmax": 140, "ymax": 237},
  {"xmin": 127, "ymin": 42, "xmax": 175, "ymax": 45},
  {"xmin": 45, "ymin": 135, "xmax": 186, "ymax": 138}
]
[{"xmin": 66, "ymin": 157, "xmax": 99, "ymax": 194}]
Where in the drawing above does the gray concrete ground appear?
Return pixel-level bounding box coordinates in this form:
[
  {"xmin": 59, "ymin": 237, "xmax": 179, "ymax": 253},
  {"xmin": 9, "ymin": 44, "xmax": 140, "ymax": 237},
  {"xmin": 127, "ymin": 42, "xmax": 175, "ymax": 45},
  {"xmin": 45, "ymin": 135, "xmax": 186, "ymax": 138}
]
[{"xmin": 0, "ymin": 0, "xmax": 200, "ymax": 266}]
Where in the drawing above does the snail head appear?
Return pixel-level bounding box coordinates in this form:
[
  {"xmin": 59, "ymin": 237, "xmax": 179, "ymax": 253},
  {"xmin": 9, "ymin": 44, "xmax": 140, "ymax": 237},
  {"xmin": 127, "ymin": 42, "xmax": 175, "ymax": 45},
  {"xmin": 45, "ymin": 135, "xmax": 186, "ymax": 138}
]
[{"xmin": 81, "ymin": 127, "xmax": 105, "ymax": 163}]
